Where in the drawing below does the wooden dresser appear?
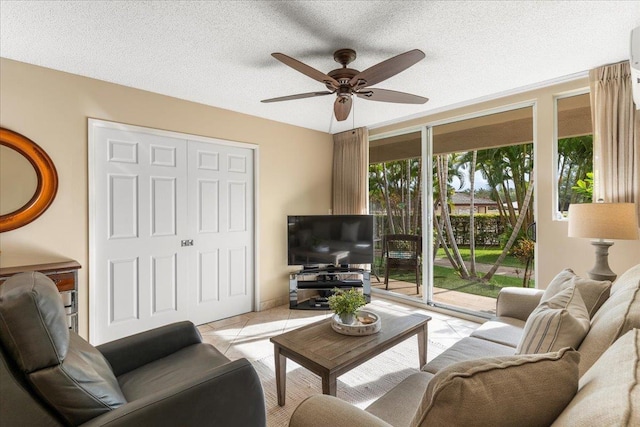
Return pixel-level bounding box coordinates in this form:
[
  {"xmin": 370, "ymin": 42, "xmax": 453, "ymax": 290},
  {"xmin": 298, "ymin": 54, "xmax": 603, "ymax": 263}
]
[{"xmin": 0, "ymin": 260, "xmax": 81, "ymax": 332}]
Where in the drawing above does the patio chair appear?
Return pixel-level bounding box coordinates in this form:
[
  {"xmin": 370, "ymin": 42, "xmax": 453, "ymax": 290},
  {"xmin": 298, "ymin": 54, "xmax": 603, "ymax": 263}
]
[{"xmin": 383, "ymin": 234, "xmax": 422, "ymax": 293}]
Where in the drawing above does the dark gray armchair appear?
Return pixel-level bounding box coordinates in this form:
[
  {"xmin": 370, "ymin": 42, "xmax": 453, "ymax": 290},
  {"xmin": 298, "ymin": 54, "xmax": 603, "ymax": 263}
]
[{"xmin": 0, "ymin": 272, "xmax": 266, "ymax": 426}]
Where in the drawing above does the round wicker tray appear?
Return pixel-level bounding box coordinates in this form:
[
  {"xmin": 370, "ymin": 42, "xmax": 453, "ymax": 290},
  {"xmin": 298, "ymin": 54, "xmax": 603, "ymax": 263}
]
[{"xmin": 330, "ymin": 310, "xmax": 381, "ymax": 336}]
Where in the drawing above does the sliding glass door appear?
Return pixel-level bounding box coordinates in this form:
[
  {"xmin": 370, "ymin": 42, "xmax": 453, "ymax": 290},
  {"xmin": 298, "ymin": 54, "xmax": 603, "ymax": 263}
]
[
  {"xmin": 370, "ymin": 104, "xmax": 536, "ymax": 318},
  {"xmin": 429, "ymin": 106, "xmax": 535, "ymax": 316},
  {"xmin": 369, "ymin": 129, "xmax": 425, "ymax": 299}
]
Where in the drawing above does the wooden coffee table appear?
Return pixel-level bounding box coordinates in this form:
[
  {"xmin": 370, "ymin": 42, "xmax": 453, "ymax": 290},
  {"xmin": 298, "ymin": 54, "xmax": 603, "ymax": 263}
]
[{"xmin": 270, "ymin": 306, "xmax": 431, "ymax": 406}]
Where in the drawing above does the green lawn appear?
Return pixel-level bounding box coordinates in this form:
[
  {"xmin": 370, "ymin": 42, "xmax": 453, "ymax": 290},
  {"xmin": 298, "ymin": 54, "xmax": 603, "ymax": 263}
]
[
  {"xmin": 432, "ymin": 266, "xmax": 529, "ymax": 298},
  {"xmin": 374, "ymin": 247, "xmax": 535, "ymax": 299},
  {"xmin": 389, "ymin": 268, "xmax": 526, "ymax": 299},
  {"xmin": 389, "ymin": 267, "xmax": 532, "ymax": 299},
  {"xmin": 435, "ymin": 247, "xmax": 530, "ymax": 269}
]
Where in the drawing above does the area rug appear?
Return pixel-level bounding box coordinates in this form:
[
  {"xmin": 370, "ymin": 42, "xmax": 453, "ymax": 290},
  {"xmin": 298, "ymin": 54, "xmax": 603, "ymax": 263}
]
[{"xmin": 252, "ymin": 336, "xmax": 448, "ymax": 427}]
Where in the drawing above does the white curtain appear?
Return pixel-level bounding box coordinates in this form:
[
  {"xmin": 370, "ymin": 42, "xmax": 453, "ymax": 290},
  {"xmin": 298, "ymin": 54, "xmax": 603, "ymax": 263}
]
[
  {"xmin": 589, "ymin": 61, "xmax": 640, "ymax": 221},
  {"xmin": 332, "ymin": 127, "xmax": 369, "ymax": 214}
]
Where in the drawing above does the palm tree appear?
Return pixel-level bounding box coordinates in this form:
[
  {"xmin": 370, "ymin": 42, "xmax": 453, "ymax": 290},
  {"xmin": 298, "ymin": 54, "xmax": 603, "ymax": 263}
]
[
  {"xmin": 468, "ymin": 150, "xmax": 478, "ymax": 277},
  {"xmin": 557, "ymin": 136, "xmax": 593, "ymax": 210},
  {"xmin": 475, "ymin": 145, "xmax": 534, "ymax": 232},
  {"xmin": 432, "ymin": 157, "xmax": 457, "ymax": 266},
  {"xmin": 475, "ymin": 149, "xmax": 509, "ymax": 223},
  {"xmin": 369, "ymin": 159, "xmax": 423, "ymax": 236},
  {"xmin": 381, "ymin": 163, "xmax": 396, "ymax": 233},
  {"xmin": 374, "ymin": 142, "xmax": 536, "ymax": 285},
  {"xmin": 435, "ymin": 154, "xmax": 470, "ymax": 279},
  {"xmin": 450, "ymin": 145, "xmax": 534, "ymax": 282},
  {"xmin": 411, "ymin": 159, "xmax": 422, "ymax": 234},
  {"xmin": 484, "ymin": 170, "xmax": 535, "ymax": 281}
]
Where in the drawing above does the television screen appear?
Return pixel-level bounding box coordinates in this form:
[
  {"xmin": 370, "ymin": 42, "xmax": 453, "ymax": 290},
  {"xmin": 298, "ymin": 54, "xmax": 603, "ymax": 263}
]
[{"xmin": 287, "ymin": 215, "xmax": 374, "ymax": 267}]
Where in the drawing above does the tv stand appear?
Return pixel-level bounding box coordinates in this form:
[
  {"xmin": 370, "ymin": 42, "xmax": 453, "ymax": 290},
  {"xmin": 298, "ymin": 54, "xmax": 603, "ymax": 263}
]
[{"xmin": 289, "ymin": 268, "xmax": 371, "ymax": 310}]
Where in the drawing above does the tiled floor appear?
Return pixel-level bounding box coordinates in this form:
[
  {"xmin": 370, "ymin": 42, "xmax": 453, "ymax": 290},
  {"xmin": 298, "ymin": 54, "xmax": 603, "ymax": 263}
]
[{"xmin": 196, "ymin": 297, "xmax": 481, "ymax": 364}]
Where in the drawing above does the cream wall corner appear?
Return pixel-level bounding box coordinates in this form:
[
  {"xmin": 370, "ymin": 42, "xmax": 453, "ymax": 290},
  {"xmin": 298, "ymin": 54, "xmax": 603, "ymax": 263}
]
[{"xmin": 0, "ymin": 58, "xmax": 333, "ymax": 338}]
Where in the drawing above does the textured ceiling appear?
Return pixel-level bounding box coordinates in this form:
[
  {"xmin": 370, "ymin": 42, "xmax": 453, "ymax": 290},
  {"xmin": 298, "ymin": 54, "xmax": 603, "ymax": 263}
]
[{"xmin": 1, "ymin": 1, "xmax": 638, "ymax": 134}]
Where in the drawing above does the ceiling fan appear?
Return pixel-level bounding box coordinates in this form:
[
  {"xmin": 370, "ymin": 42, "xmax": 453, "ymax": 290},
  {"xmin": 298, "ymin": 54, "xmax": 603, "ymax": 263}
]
[{"xmin": 261, "ymin": 48, "xmax": 429, "ymax": 121}]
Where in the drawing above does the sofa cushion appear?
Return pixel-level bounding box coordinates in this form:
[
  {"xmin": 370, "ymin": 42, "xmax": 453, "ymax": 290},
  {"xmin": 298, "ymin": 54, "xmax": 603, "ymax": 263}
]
[
  {"xmin": 117, "ymin": 342, "xmax": 229, "ymax": 400},
  {"xmin": 413, "ymin": 348, "xmax": 580, "ymax": 427},
  {"xmin": 611, "ymin": 263, "xmax": 640, "ymax": 295},
  {"xmin": 470, "ymin": 317, "xmax": 525, "ymax": 348},
  {"xmin": 516, "ymin": 286, "xmax": 590, "ymax": 354},
  {"xmin": 422, "ymin": 336, "xmax": 514, "ymax": 374},
  {"xmin": 541, "ymin": 268, "xmax": 611, "ymax": 317},
  {"xmin": 291, "ymin": 395, "xmax": 393, "ymax": 427},
  {"xmin": 577, "ymin": 281, "xmax": 640, "ymax": 376},
  {"xmin": 552, "ymin": 329, "xmax": 639, "ymax": 426},
  {"xmin": 365, "ymin": 371, "xmax": 434, "ymax": 427},
  {"xmin": 495, "ymin": 287, "xmax": 544, "ymax": 321}
]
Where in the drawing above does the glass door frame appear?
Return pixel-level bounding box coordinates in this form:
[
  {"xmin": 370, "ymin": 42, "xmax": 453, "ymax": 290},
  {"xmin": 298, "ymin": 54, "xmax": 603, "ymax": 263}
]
[
  {"xmin": 368, "ymin": 125, "xmax": 429, "ymax": 306},
  {"xmin": 370, "ymin": 100, "xmax": 537, "ymax": 320}
]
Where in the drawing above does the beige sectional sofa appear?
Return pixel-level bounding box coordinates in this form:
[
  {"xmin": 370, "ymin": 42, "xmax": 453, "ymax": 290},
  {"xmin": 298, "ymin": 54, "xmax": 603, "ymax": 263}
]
[{"xmin": 289, "ymin": 263, "xmax": 640, "ymax": 427}]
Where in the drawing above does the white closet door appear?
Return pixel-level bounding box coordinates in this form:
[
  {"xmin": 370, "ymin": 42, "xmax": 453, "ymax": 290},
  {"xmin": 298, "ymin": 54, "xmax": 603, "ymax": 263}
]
[
  {"xmin": 91, "ymin": 126, "xmax": 188, "ymax": 344},
  {"xmin": 187, "ymin": 140, "xmax": 254, "ymax": 325},
  {"xmin": 90, "ymin": 121, "xmax": 256, "ymax": 345}
]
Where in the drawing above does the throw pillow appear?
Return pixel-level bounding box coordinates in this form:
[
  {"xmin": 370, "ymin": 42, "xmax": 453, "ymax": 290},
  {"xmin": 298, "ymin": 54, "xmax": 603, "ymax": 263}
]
[
  {"xmin": 516, "ymin": 286, "xmax": 590, "ymax": 354},
  {"xmin": 413, "ymin": 348, "xmax": 580, "ymax": 427},
  {"xmin": 541, "ymin": 268, "xmax": 611, "ymax": 317}
]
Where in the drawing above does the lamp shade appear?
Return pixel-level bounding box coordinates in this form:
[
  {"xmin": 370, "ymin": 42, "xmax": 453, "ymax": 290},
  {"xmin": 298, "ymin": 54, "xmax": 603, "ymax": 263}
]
[{"xmin": 568, "ymin": 203, "xmax": 639, "ymax": 240}]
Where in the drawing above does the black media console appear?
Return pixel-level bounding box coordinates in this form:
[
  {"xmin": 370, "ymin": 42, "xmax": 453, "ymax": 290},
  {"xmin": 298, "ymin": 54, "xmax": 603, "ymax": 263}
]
[{"xmin": 289, "ymin": 268, "xmax": 371, "ymax": 310}]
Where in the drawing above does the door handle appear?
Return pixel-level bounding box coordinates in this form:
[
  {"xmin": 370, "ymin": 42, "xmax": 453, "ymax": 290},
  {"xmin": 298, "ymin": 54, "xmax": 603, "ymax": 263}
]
[{"xmin": 181, "ymin": 239, "xmax": 194, "ymax": 247}]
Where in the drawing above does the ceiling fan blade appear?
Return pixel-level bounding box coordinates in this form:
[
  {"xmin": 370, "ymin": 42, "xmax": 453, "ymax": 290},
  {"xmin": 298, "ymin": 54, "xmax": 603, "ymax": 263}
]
[
  {"xmin": 349, "ymin": 49, "xmax": 425, "ymax": 89},
  {"xmin": 356, "ymin": 88, "xmax": 429, "ymax": 104},
  {"xmin": 334, "ymin": 96, "xmax": 353, "ymax": 121},
  {"xmin": 272, "ymin": 53, "xmax": 340, "ymax": 88},
  {"xmin": 261, "ymin": 91, "xmax": 333, "ymax": 103}
]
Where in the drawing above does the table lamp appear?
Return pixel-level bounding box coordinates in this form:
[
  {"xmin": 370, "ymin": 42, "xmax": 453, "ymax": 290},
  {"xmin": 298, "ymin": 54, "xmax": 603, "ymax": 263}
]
[{"xmin": 568, "ymin": 202, "xmax": 639, "ymax": 282}]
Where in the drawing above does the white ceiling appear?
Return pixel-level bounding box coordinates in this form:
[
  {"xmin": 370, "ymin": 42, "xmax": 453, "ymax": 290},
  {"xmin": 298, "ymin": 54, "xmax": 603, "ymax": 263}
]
[{"xmin": 1, "ymin": 1, "xmax": 638, "ymax": 134}]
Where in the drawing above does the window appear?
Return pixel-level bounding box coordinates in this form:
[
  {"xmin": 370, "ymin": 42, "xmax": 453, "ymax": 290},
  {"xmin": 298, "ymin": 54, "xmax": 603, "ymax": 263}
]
[{"xmin": 555, "ymin": 92, "xmax": 593, "ymax": 219}]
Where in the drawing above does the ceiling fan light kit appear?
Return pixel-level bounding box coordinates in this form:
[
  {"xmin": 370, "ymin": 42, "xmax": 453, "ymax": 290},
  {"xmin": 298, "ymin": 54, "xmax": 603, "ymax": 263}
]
[{"xmin": 261, "ymin": 48, "xmax": 429, "ymax": 121}]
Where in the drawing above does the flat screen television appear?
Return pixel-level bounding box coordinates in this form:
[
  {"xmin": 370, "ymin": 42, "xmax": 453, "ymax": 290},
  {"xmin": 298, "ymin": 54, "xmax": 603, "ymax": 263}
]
[{"xmin": 287, "ymin": 215, "xmax": 374, "ymax": 267}]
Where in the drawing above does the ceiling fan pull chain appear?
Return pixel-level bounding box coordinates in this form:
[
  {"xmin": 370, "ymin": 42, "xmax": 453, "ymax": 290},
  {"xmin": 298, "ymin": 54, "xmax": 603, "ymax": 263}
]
[
  {"xmin": 352, "ymin": 98, "xmax": 356, "ymax": 130},
  {"xmin": 329, "ymin": 107, "xmax": 335, "ymax": 134}
]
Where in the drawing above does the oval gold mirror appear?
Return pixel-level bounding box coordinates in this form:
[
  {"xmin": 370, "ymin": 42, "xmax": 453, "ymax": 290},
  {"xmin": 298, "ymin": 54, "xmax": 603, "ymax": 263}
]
[{"xmin": 0, "ymin": 128, "xmax": 58, "ymax": 232}]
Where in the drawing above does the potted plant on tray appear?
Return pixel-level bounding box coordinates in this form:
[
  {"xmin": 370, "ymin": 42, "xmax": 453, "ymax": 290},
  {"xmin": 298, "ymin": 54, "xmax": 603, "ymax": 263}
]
[{"xmin": 328, "ymin": 287, "xmax": 366, "ymax": 325}]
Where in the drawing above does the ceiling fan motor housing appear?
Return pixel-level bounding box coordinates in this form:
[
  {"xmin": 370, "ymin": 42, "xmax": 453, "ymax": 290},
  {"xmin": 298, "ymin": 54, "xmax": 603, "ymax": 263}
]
[{"xmin": 328, "ymin": 68, "xmax": 360, "ymax": 89}]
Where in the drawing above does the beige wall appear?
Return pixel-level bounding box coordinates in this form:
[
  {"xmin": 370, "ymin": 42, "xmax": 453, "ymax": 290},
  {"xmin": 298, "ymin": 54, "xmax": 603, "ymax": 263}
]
[
  {"xmin": 370, "ymin": 78, "xmax": 640, "ymax": 289},
  {"xmin": 0, "ymin": 58, "xmax": 333, "ymax": 338}
]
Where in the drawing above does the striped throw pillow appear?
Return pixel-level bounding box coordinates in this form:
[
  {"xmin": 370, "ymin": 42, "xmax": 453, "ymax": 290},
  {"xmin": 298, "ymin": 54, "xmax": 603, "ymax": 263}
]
[{"xmin": 516, "ymin": 286, "xmax": 590, "ymax": 354}]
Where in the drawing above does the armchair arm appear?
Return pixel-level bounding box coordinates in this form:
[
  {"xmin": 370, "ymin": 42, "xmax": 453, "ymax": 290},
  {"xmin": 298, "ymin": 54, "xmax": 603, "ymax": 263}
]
[
  {"xmin": 96, "ymin": 321, "xmax": 202, "ymax": 376},
  {"xmin": 289, "ymin": 395, "xmax": 392, "ymax": 427},
  {"xmin": 496, "ymin": 287, "xmax": 544, "ymax": 321},
  {"xmin": 81, "ymin": 358, "xmax": 265, "ymax": 427}
]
